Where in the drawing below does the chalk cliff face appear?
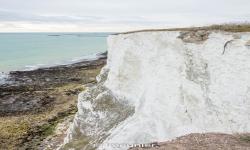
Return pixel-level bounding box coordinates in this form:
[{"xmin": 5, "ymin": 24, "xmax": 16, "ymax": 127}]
[{"xmin": 64, "ymin": 30, "xmax": 250, "ymax": 150}]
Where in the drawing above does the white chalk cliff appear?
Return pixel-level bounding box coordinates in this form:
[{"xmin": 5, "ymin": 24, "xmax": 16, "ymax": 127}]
[{"xmin": 64, "ymin": 30, "xmax": 250, "ymax": 150}]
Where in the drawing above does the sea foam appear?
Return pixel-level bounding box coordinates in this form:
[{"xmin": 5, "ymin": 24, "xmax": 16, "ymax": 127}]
[{"xmin": 0, "ymin": 72, "xmax": 8, "ymax": 85}]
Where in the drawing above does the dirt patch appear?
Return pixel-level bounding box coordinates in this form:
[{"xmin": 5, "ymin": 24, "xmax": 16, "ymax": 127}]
[
  {"xmin": 178, "ymin": 30, "xmax": 210, "ymax": 43},
  {"xmin": 130, "ymin": 133, "xmax": 250, "ymax": 150}
]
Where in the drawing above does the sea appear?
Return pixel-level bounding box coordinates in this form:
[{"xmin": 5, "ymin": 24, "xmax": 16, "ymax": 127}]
[{"xmin": 0, "ymin": 32, "xmax": 111, "ymax": 83}]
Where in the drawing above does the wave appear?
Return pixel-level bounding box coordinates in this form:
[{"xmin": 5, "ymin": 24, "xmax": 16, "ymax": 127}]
[
  {"xmin": 0, "ymin": 72, "xmax": 8, "ymax": 85},
  {"xmin": 70, "ymin": 53, "xmax": 102, "ymax": 62},
  {"xmin": 18, "ymin": 52, "xmax": 106, "ymax": 71}
]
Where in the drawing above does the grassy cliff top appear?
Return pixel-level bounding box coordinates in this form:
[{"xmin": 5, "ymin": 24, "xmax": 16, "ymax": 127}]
[{"xmin": 117, "ymin": 24, "xmax": 250, "ymax": 35}]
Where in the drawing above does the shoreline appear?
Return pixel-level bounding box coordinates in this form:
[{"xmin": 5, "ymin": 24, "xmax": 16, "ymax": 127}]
[
  {"xmin": 0, "ymin": 52, "xmax": 107, "ymax": 86},
  {"xmin": 0, "ymin": 51, "xmax": 107, "ymax": 74},
  {"xmin": 0, "ymin": 53, "xmax": 106, "ymax": 149}
]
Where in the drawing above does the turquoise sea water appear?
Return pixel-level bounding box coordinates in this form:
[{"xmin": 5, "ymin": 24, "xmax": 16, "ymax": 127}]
[{"xmin": 0, "ymin": 33, "xmax": 111, "ymax": 72}]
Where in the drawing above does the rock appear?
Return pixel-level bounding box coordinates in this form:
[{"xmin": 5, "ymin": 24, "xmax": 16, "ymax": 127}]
[
  {"xmin": 178, "ymin": 30, "xmax": 210, "ymax": 43},
  {"xmin": 233, "ymin": 34, "xmax": 241, "ymax": 39},
  {"xmin": 45, "ymin": 78, "xmax": 51, "ymax": 82},
  {"xmin": 246, "ymin": 40, "xmax": 250, "ymax": 47}
]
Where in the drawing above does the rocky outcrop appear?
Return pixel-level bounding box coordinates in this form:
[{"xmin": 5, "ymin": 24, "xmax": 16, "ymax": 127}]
[
  {"xmin": 178, "ymin": 30, "xmax": 210, "ymax": 43},
  {"xmin": 65, "ymin": 30, "xmax": 250, "ymax": 150},
  {"xmin": 0, "ymin": 58, "xmax": 106, "ymax": 115}
]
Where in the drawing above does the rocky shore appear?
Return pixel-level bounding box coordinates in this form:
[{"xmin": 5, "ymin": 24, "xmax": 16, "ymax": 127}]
[{"xmin": 0, "ymin": 53, "xmax": 106, "ymax": 149}]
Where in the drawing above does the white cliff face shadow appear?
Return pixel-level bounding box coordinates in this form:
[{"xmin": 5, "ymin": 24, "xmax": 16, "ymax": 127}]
[
  {"xmin": 63, "ymin": 67, "xmax": 134, "ymax": 150},
  {"xmin": 64, "ymin": 31, "xmax": 250, "ymax": 150}
]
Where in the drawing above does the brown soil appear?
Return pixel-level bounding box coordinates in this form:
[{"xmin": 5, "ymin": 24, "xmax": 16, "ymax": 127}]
[{"xmin": 130, "ymin": 133, "xmax": 250, "ymax": 150}]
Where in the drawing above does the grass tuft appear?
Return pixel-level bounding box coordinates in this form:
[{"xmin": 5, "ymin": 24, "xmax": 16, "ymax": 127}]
[
  {"xmin": 117, "ymin": 23, "xmax": 250, "ymax": 35},
  {"xmin": 240, "ymin": 135, "xmax": 250, "ymax": 143}
]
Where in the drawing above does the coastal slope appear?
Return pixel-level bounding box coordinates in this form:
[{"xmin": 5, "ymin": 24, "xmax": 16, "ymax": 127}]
[
  {"xmin": 65, "ymin": 29, "xmax": 250, "ymax": 150},
  {"xmin": 0, "ymin": 57, "xmax": 106, "ymax": 149}
]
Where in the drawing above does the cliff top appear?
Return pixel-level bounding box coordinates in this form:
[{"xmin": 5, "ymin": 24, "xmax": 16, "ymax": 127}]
[{"xmin": 116, "ymin": 24, "xmax": 250, "ymax": 35}]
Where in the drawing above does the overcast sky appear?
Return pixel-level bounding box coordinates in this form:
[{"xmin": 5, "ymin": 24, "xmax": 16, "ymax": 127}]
[{"xmin": 0, "ymin": 0, "xmax": 249, "ymax": 32}]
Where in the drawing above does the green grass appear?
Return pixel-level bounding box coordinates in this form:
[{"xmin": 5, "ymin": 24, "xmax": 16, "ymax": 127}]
[
  {"xmin": 240, "ymin": 135, "xmax": 250, "ymax": 143},
  {"xmin": 40, "ymin": 123, "xmax": 57, "ymax": 137},
  {"xmin": 204, "ymin": 24, "xmax": 250, "ymax": 32}
]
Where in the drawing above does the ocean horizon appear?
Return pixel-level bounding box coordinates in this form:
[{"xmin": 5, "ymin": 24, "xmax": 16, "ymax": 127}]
[{"xmin": 0, "ymin": 32, "xmax": 111, "ymax": 73}]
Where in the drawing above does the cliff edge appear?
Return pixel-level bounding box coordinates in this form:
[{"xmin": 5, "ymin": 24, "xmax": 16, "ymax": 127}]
[{"xmin": 64, "ymin": 27, "xmax": 250, "ymax": 150}]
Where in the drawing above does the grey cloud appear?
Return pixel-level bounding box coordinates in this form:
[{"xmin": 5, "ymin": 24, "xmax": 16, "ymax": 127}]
[
  {"xmin": 0, "ymin": 9, "xmax": 104, "ymax": 23},
  {"xmin": 0, "ymin": 0, "xmax": 249, "ymax": 31},
  {"xmin": 0, "ymin": 9, "xmax": 175, "ymax": 25}
]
